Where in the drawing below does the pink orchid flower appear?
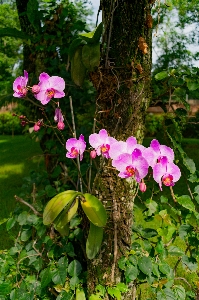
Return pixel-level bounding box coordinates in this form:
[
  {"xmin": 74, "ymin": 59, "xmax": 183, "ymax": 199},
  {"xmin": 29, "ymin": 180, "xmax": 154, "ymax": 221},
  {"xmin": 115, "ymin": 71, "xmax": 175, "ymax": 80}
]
[
  {"xmin": 143, "ymin": 139, "xmax": 174, "ymax": 168},
  {"xmin": 109, "ymin": 136, "xmax": 146, "ymax": 160},
  {"xmin": 34, "ymin": 72, "xmax": 65, "ymax": 105},
  {"xmin": 89, "ymin": 129, "xmax": 117, "ymax": 159},
  {"xmin": 66, "ymin": 134, "xmax": 86, "ymax": 161},
  {"xmin": 153, "ymin": 156, "xmax": 181, "ymax": 190},
  {"xmin": 13, "ymin": 70, "xmax": 28, "ymax": 98},
  {"xmin": 112, "ymin": 149, "xmax": 149, "ymax": 182}
]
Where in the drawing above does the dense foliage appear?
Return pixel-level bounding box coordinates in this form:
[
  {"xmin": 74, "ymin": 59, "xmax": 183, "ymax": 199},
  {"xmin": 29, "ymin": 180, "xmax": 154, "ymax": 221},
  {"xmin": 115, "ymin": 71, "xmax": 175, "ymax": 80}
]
[{"xmin": 1, "ymin": 0, "xmax": 199, "ymax": 299}]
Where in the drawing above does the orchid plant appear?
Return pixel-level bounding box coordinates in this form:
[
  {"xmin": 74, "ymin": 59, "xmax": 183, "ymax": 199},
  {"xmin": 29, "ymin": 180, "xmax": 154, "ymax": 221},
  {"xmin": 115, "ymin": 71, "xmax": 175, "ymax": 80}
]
[{"xmin": 12, "ymin": 71, "xmax": 181, "ymax": 260}]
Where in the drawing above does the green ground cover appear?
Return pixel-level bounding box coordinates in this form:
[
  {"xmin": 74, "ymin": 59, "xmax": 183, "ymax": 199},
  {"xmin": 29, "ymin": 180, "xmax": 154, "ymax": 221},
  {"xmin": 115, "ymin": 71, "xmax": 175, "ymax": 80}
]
[{"xmin": 0, "ymin": 135, "xmax": 44, "ymax": 249}]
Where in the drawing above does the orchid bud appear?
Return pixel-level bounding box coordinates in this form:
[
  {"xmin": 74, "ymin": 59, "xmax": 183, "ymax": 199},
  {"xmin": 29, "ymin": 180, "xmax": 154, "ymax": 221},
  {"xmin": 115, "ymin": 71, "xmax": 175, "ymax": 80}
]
[
  {"xmin": 57, "ymin": 122, "xmax": 65, "ymax": 130},
  {"xmin": 90, "ymin": 150, "xmax": 97, "ymax": 159},
  {"xmin": 34, "ymin": 123, "xmax": 40, "ymax": 132},
  {"xmin": 20, "ymin": 120, "xmax": 27, "ymax": 127},
  {"xmin": 139, "ymin": 182, "xmax": 146, "ymax": 192},
  {"xmin": 32, "ymin": 85, "xmax": 40, "ymax": 94},
  {"xmin": 19, "ymin": 115, "xmax": 26, "ymax": 119}
]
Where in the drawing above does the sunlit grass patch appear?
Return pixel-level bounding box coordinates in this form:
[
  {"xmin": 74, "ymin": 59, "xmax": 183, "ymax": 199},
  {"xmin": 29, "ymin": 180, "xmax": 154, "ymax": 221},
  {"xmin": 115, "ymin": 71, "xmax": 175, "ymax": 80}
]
[{"xmin": 0, "ymin": 135, "xmax": 44, "ymax": 249}]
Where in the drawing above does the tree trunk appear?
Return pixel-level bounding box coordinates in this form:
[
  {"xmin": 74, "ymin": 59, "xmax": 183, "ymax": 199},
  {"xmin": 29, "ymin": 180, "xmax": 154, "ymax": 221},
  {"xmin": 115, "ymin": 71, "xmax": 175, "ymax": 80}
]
[{"xmin": 87, "ymin": 0, "xmax": 152, "ymax": 298}]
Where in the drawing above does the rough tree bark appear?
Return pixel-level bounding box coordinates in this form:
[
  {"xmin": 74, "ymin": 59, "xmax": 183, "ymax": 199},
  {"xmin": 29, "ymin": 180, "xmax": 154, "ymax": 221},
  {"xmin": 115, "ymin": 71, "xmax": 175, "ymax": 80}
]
[{"xmin": 87, "ymin": 1, "xmax": 153, "ymax": 298}]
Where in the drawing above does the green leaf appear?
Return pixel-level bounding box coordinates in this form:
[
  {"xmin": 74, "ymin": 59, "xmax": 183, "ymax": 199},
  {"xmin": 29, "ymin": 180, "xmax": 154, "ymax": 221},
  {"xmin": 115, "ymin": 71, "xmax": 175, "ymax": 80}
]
[
  {"xmin": 179, "ymin": 224, "xmax": 192, "ymax": 239},
  {"xmin": 79, "ymin": 22, "xmax": 103, "ymax": 44},
  {"xmin": 195, "ymin": 194, "xmax": 199, "ymax": 204},
  {"xmin": 177, "ymin": 195, "xmax": 195, "ymax": 212},
  {"xmin": 54, "ymin": 197, "xmax": 79, "ymax": 236},
  {"xmin": 125, "ymin": 265, "xmax": 138, "ymax": 282},
  {"xmin": 187, "ymin": 81, "xmax": 199, "ymax": 91},
  {"xmin": 76, "ymin": 289, "xmax": 86, "ymax": 300},
  {"xmin": 89, "ymin": 295, "xmax": 102, "ymax": 300},
  {"xmin": 18, "ymin": 211, "xmax": 28, "ymax": 225},
  {"xmin": 21, "ymin": 229, "xmax": 32, "ymax": 242},
  {"xmin": 95, "ymin": 284, "xmax": 105, "ymax": 296},
  {"xmin": 168, "ymin": 246, "xmax": 184, "ymax": 256},
  {"xmin": 155, "ymin": 71, "xmax": 168, "ymax": 80},
  {"xmin": 43, "ymin": 190, "xmax": 80, "ymax": 225},
  {"xmin": 0, "ymin": 217, "xmax": 8, "ymax": 225},
  {"xmin": 68, "ymin": 38, "xmax": 86, "ymax": 60},
  {"xmin": 183, "ymin": 157, "xmax": 196, "ymax": 174},
  {"xmin": 173, "ymin": 285, "xmax": 186, "ymax": 300},
  {"xmin": 167, "ymin": 132, "xmax": 196, "ymax": 174},
  {"xmin": 159, "ymin": 262, "xmax": 171, "ymax": 275},
  {"xmin": 52, "ymin": 257, "xmax": 68, "ymax": 285},
  {"xmin": 57, "ymin": 291, "xmax": 74, "ymax": 300},
  {"xmin": 182, "ymin": 255, "xmax": 198, "ymax": 271},
  {"xmin": 71, "ymin": 47, "xmax": 87, "ymax": 87},
  {"xmin": 0, "ymin": 27, "xmax": 32, "ymax": 40},
  {"xmin": 152, "ymin": 264, "xmax": 160, "ymax": 277},
  {"xmin": 160, "ymin": 196, "xmax": 168, "ymax": 203},
  {"xmin": 0, "ymin": 283, "xmax": 12, "ymax": 296},
  {"xmin": 142, "ymin": 228, "xmax": 158, "ymax": 238},
  {"xmin": 138, "ymin": 257, "xmax": 152, "ymax": 276},
  {"xmin": 157, "ymin": 288, "xmax": 175, "ymax": 300},
  {"xmin": 118, "ymin": 257, "xmax": 127, "ymax": 270},
  {"xmin": 145, "ymin": 199, "xmax": 158, "ymax": 216},
  {"xmin": 81, "ymin": 193, "xmax": 107, "ymax": 227},
  {"xmin": 55, "ymin": 220, "xmax": 70, "ymax": 236},
  {"xmin": 70, "ymin": 275, "xmax": 79, "ymax": 290},
  {"xmin": 86, "ymin": 222, "xmax": 103, "ymax": 259},
  {"xmin": 116, "ymin": 283, "xmax": 128, "ymax": 293},
  {"xmin": 107, "ymin": 287, "xmax": 121, "ymax": 300},
  {"xmin": 155, "ymin": 240, "xmax": 164, "ymax": 254},
  {"xmin": 82, "ymin": 43, "xmax": 100, "ymax": 71},
  {"xmin": 27, "ymin": 0, "xmax": 40, "ymax": 32},
  {"xmin": 45, "ymin": 185, "xmax": 57, "ymax": 197},
  {"xmin": 68, "ymin": 260, "xmax": 82, "ymax": 277},
  {"xmin": 6, "ymin": 217, "xmax": 16, "ymax": 230},
  {"xmin": 194, "ymin": 185, "xmax": 199, "ymax": 194},
  {"xmin": 40, "ymin": 267, "xmax": 52, "ymax": 288}
]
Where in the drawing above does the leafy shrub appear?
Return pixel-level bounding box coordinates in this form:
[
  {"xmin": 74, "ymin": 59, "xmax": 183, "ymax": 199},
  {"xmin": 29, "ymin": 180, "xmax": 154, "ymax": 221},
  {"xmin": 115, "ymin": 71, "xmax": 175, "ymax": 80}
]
[
  {"xmin": 0, "ymin": 112, "xmax": 23, "ymax": 135},
  {"xmin": 0, "ymin": 171, "xmax": 86, "ymax": 299},
  {"xmin": 182, "ymin": 110, "xmax": 199, "ymax": 138},
  {"xmin": 145, "ymin": 113, "xmax": 164, "ymax": 137}
]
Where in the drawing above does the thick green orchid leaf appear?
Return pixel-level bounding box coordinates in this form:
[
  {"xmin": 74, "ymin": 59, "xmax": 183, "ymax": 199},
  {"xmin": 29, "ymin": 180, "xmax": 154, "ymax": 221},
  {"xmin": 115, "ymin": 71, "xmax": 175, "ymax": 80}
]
[
  {"xmin": 82, "ymin": 43, "xmax": 100, "ymax": 71},
  {"xmin": 68, "ymin": 37, "xmax": 87, "ymax": 60},
  {"xmin": 43, "ymin": 190, "xmax": 81, "ymax": 225},
  {"xmin": 81, "ymin": 193, "xmax": 107, "ymax": 227},
  {"xmin": 54, "ymin": 198, "xmax": 79, "ymax": 236},
  {"xmin": 55, "ymin": 222, "xmax": 69, "ymax": 237},
  {"xmin": 79, "ymin": 22, "xmax": 103, "ymax": 44},
  {"xmin": 86, "ymin": 222, "xmax": 103, "ymax": 259},
  {"xmin": 0, "ymin": 27, "xmax": 32, "ymax": 40},
  {"xmin": 71, "ymin": 47, "xmax": 86, "ymax": 87}
]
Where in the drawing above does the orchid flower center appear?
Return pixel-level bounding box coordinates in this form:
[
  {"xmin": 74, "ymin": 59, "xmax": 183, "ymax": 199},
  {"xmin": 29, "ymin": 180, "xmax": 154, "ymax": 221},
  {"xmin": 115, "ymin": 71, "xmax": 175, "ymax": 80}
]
[
  {"xmin": 157, "ymin": 156, "xmax": 164, "ymax": 163},
  {"xmin": 17, "ymin": 85, "xmax": 27, "ymax": 96},
  {"xmin": 70, "ymin": 147, "xmax": 79, "ymax": 158},
  {"xmin": 100, "ymin": 144, "xmax": 110, "ymax": 153},
  {"xmin": 46, "ymin": 88, "xmax": 55, "ymax": 99},
  {"xmin": 126, "ymin": 166, "xmax": 135, "ymax": 177},
  {"xmin": 162, "ymin": 174, "xmax": 174, "ymax": 186}
]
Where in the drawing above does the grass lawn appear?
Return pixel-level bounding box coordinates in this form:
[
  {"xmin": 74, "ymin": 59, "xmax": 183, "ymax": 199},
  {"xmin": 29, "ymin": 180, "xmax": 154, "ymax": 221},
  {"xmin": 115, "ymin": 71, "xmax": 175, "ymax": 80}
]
[{"xmin": 0, "ymin": 135, "xmax": 44, "ymax": 249}]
